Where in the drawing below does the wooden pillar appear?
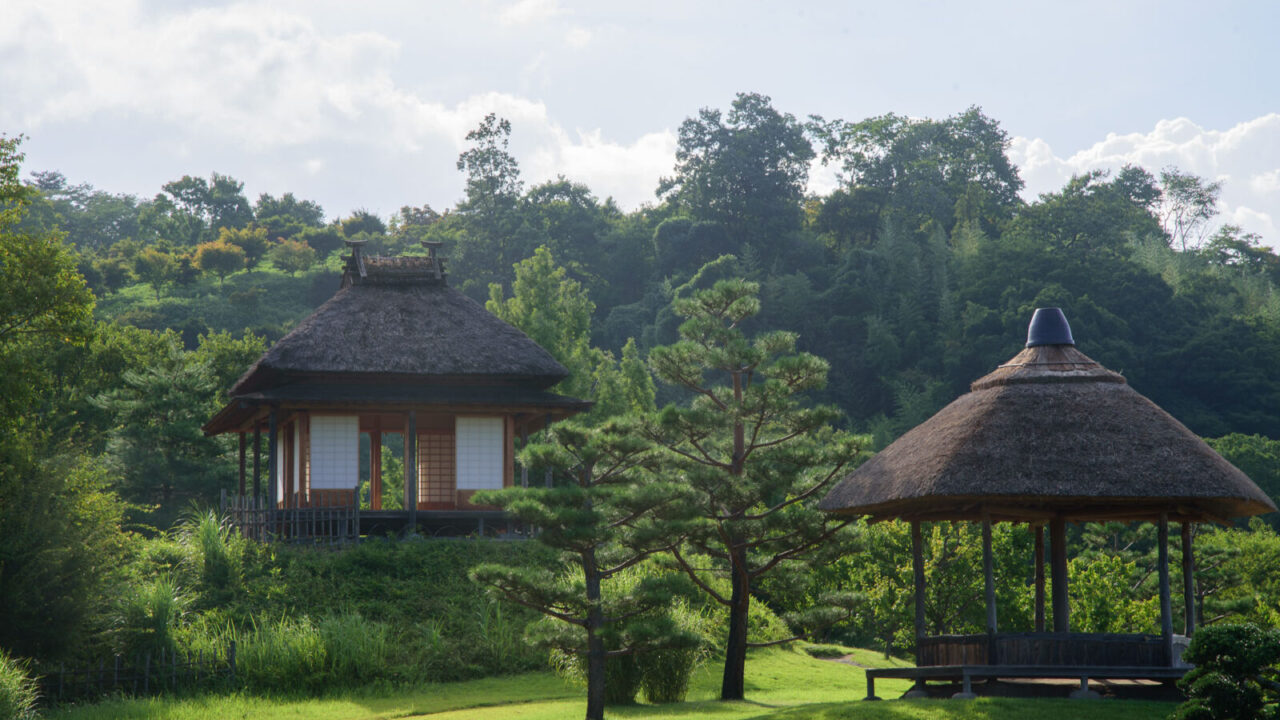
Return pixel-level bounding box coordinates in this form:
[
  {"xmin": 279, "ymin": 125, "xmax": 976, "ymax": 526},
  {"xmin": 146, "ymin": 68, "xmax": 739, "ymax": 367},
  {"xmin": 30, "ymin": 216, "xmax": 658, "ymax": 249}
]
[
  {"xmin": 544, "ymin": 413, "xmax": 553, "ymax": 488},
  {"xmin": 406, "ymin": 411, "xmax": 418, "ymax": 529},
  {"xmin": 252, "ymin": 425, "xmax": 262, "ymax": 502},
  {"xmin": 1034, "ymin": 524, "xmax": 1046, "ymax": 632},
  {"xmin": 911, "ymin": 521, "xmax": 926, "ymax": 645},
  {"xmin": 1050, "ymin": 516, "xmax": 1069, "ymax": 633},
  {"xmin": 370, "ymin": 430, "xmax": 382, "ymax": 510},
  {"xmin": 982, "ymin": 512, "xmax": 997, "ymax": 663},
  {"xmin": 238, "ymin": 433, "xmax": 247, "ymax": 497},
  {"xmin": 520, "ymin": 425, "xmax": 529, "ymax": 489},
  {"xmin": 1159, "ymin": 513, "xmax": 1174, "ymax": 665},
  {"xmin": 267, "ymin": 408, "xmax": 278, "ymax": 509},
  {"xmin": 1182, "ymin": 522, "xmax": 1196, "ymax": 636}
]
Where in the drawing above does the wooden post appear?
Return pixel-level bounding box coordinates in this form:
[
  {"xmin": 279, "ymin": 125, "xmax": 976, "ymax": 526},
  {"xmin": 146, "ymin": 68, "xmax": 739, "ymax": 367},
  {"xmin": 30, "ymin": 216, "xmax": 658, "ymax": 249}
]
[
  {"xmin": 1050, "ymin": 516, "xmax": 1069, "ymax": 633},
  {"xmin": 370, "ymin": 430, "xmax": 382, "ymax": 510},
  {"xmin": 911, "ymin": 521, "xmax": 926, "ymax": 645},
  {"xmin": 1182, "ymin": 522, "xmax": 1196, "ymax": 635},
  {"xmin": 982, "ymin": 512, "xmax": 998, "ymax": 664},
  {"xmin": 252, "ymin": 425, "xmax": 262, "ymax": 501},
  {"xmin": 267, "ymin": 408, "xmax": 278, "ymax": 511},
  {"xmin": 238, "ymin": 433, "xmax": 247, "ymax": 497},
  {"xmin": 407, "ymin": 411, "xmax": 418, "ymax": 530},
  {"xmin": 520, "ymin": 425, "xmax": 529, "ymax": 489},
  {"xmin": 544, "ymin": 413, "xmax": 553, "ymax": 488},
  {"xmin": 1159, "ymin": 513, "xmax": 1174, "ymax": 665},
  {"xmin": 1034, "ymin": 524, "xmax": 1046, "ymax": 632}
]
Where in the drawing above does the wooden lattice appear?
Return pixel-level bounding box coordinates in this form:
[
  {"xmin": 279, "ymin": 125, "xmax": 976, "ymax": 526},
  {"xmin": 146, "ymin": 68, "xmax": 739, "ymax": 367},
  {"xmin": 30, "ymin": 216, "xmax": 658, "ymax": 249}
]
[{"xmin": 418, "ymin": 431, "xmax": 456, "ymax": 508}]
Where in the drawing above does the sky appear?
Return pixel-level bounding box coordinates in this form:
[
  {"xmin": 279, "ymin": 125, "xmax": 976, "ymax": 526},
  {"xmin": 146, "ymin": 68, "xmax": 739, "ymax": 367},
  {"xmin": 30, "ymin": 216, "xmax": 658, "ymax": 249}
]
[{"xmin": 3, "ymin": 0, "xmax": 1278, "ymax": 244}]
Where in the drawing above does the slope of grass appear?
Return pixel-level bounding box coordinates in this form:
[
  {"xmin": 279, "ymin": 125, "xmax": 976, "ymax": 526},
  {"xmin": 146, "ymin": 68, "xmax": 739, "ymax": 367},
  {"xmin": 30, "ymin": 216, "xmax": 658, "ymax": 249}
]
[{"xmin": 43, "ymin": 646, "xmax": 1178, "ymax": 720}]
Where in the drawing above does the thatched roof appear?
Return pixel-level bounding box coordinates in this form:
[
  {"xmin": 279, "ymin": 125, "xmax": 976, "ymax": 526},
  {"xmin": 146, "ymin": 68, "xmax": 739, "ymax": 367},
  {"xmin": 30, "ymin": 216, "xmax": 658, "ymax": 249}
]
[
  {"xmin": 820, "ymin": 311, "xmax": 1276, "ymax": 523},
  {"xmin": 230, "ymin": 254, "xmax": 569, "ymax": 395}
]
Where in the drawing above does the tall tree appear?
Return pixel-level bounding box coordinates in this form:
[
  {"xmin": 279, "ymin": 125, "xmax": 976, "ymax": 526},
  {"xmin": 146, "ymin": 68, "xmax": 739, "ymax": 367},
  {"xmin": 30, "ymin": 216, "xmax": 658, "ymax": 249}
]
[
  {"xmin": 471, "ymin": 420, "xmax": 697, "ymax": 720},
  {"xmin": 658, "ymin": 92, "xmax": 814, "ymax": 252},
  {"xmin": 1159, "ymin": 167, "xmax": 1222, "ymax": 251},
  {"xmin": 811, "ymin": 106, "xmax": 1024, "ymax": 234},
  {"xmin": 644, "ymin": 278, "xmax": 864, "ymax": 700},
  {"xmin": 451, "ymin": 113, "xmax": 529, "ymax": 297}
]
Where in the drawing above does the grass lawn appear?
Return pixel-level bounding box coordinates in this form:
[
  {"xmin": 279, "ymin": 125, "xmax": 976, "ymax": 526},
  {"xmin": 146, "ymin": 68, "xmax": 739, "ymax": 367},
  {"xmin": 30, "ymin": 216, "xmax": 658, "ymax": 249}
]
[{"xmin": 44, "ymin": 647, "xmax": 1178, "ymax": 720}]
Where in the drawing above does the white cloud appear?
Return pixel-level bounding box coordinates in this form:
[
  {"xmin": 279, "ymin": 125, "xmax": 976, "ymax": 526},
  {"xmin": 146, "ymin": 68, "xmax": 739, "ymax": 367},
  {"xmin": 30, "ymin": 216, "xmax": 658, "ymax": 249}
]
[
  {"xmin": 498, "ymin": 0, "xmax": 566, "ymax": 26},
  {"xmin": 0, "ymin": 1, "xmax": 674, "ymax": 211},
  {"xmin": 1010, "ymin": 115, "xmax": 1280, "ymax": 246},
  {"xmin": 565, "ymin": 25, "xmax": 593, "ymax": 48}
]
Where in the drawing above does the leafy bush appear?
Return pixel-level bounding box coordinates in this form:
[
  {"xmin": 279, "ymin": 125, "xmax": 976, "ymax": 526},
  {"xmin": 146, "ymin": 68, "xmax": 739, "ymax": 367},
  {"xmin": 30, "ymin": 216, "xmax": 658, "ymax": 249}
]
[
  {"xmin": 230, "ymin": 616, "xmax": 327, "ymax": 695},
  {"xmin": 115, "ymin": 575, "xmax": 188, "ymax": 659},
  {"xmin": 0, "ymin": 649, "xmax": 38, "ymax": 720},
  {"xmin": 1174, "ymin": 623, "xmax": 1280, "ymax": 720}
]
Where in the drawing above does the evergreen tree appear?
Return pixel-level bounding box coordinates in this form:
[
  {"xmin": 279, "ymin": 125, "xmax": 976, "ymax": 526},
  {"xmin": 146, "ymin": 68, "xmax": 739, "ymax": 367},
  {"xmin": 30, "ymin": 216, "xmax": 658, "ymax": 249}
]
[
  {"xmin": 471, "ymin": 419, "xmax": 697, "ymax": 720},
  {"xmin": 644, "ymin": 277, "xmax": 864, "ymax": 700}
]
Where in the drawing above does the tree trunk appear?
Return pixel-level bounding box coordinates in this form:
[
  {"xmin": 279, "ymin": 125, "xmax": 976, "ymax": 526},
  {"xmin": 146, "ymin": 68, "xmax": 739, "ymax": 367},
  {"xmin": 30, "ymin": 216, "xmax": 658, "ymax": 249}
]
[
  {"xmin": 721, "ymin": 545, "xmax": 750, "ymax": 701},
  {"xmin": 584, "ymin": 547, "xmax": 605, "ymax": 720}
]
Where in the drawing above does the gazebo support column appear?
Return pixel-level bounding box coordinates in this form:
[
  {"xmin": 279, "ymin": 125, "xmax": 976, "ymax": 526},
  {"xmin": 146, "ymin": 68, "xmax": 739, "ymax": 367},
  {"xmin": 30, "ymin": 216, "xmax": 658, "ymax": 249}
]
[
  {"xmin": 1034, "ymin": 525, "xmax": 1046, "ymax": 632},
  {"xmin": 1159, "ymin": 513, "xmax": 1174, "ymax": 666},
  {"xmin": 905, "ymin": 520, "xmax": 927, "ymax": 698},
  {"xmin": 982, "ymin": 513, "xmax": 998, "ymax": 663},
  {"xmin": 520, "ymin": 425, "xmax": 529, "ymax": 489},
  {"xmin": 1050, "ymin": 517, "xmax": 1069, "ymax": 632},
  {"xmin": 267, "ymin": 408, "xmax": 278, "ymax": 511},
  {"xmin": 1182, "ymin": 522, "xmax": 1196, "ymax": 636},
  {"xmin": 252, "ymin": 425, "xmax": 261, "ymax": 502},
  {"xmin": 406, "ymin": 411, "xmax": 418, "ymax": 531},
  {"xmin": 238, "ymin": 433, "xmax": 247, "ymax": 497}
]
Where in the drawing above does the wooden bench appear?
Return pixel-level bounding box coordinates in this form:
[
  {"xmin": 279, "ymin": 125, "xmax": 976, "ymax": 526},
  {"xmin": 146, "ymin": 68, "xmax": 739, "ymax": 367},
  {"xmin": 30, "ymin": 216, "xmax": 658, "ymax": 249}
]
[{"xmin": 864, "ymin": 664, "xmax": 1187, "ymax": 700}]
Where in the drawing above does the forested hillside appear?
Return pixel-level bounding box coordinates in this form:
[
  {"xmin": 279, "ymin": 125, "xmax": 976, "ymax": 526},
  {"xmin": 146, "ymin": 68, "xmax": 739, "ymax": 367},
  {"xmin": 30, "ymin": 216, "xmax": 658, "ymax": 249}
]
[
  {"xmin": 4, "ymin": 95, "xmax": 1280, "ymax": 702},
  {"xmin": 19, "ymin": 95, "xmax": 1280, "ymax": 443}
]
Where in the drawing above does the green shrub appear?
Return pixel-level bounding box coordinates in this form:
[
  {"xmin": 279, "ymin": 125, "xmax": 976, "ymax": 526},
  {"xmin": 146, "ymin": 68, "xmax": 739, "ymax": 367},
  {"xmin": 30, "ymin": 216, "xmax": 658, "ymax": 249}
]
[
  {"xmin": 801, "ymin": 643, "xmax": 850, "ymax": 659},
  {"xmin": 115, "ymin": 576, "xmax": 187, "ymax": 659},
  {"xmin": 0, "ymin": 649, "xmax": 38, "ymax": 720},
  {"xmin": 604, "ymin": 654, "xmax": 643, "ymax": 705},
  {"xmin": 1175, "ymin": 622, "xmax": 1280, "ymax": 720},
  {"xmin": 233, "ymin": 616, "xmax": 326, "ymax": 694},
  {"xmin": 318, "ymin": 613, "xmax": 390, "ymax": 686}
]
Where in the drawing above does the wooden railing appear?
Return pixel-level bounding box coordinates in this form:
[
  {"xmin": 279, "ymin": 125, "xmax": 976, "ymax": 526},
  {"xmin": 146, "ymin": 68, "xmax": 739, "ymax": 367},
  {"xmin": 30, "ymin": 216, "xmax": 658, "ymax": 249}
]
[
  {"xmin": 221, "ymin": 490, "xmax": 359, "ymax": 544},
  {"xmin": 918, "ymin": 632, "xmax": 1169, "ymax": 667},
  {"xmin": 39, "ymin": 644, "xmax": 234, "ymax": 705}
]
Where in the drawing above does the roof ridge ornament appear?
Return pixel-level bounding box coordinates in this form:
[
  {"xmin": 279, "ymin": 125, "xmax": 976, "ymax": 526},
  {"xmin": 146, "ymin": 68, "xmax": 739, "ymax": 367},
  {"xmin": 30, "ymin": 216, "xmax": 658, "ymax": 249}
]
[{"xmin": 1026, "ymin": 307, "xmax": 1075, "ymax": 348}]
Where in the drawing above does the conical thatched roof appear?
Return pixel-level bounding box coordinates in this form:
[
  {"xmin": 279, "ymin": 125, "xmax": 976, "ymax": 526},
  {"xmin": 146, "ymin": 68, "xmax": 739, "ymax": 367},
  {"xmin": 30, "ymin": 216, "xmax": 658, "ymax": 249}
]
[
  {"xmin": 230, "ymin": 255, "xmax": 569, "ymax": 395},
  {"xmin": 820, "ymin": 310, "xmax": 1276, "ymax": 523}
]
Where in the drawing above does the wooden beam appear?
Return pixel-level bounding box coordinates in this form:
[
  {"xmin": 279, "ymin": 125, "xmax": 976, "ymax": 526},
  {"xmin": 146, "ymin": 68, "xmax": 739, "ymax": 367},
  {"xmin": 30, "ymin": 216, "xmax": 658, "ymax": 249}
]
[
  {"xmin": 1050, "ymin": 517, "xmax": 1069, "ymax": 633},
  {"xmin": 1182, "ymin": 522, "xmax": 1196, "ymax": 636},
  {"xmin": 1159, "ymin": 513, "xmax": 1173, "ymax": 666},
  {"xmin": 520, "ymin": 425, "xmax": 529, "ymax": 489},
  {"xmin": 1034, "ymin": 525, "xmax": 1045, "ymax": 632},
  {"xmin": 544, "ymin": 412, "xmax": 553, "ymax": 488}
]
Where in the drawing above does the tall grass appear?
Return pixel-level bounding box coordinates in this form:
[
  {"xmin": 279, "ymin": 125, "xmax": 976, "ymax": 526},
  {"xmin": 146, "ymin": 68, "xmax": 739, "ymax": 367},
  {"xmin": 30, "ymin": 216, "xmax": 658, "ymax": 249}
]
[{"xmin": 0, "ymin": 649, "xmax": 38, "ymax": 720}]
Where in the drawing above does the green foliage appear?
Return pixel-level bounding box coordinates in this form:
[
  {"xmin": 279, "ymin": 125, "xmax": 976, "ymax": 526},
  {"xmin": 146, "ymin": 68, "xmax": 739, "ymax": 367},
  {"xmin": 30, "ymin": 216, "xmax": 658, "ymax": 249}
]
[
  {"xmin": 1207, "ymin": 435, "xmax": 1280, "ymax": 527},
  {"xmin": 0, "ymin": 648, "xmax": 38, "ymax": 720},
  {"xmin": 1068, "ymin": 555, "xmax": 1158, "ymax": 633},
  {"xmin": 266, "ymin": 238, "xmax": 316, "ymax": 275},
  {"xmin": 645, "ymin": 276, "xmax": 866, "ymax": 699},
  {"xmin": 1175, "ymin": 623, "xmax": 1280, "ymax": 720},
  {"xmin": 193, "ymin": 240, "xmax": 244, "ymax": 285},
  {"xmin": 115, "ymin": 575, "xmax": 188, "ymax": 659},
  {"xmin": 659, "ymin": 93, "xmax": 813, "ymax": 251},
  {"xmin": 0, "ymin": 435, "xmax": 129, "ymax": 662},
  {"xmin": 217, "ymin": 226, "xmax": 270, "ymax": 269}
]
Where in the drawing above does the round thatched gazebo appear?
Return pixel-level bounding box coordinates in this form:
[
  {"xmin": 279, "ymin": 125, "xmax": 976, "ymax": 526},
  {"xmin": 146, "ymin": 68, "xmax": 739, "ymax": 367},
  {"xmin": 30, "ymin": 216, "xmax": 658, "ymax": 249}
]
[{"xmin": 820, "ymin": 308, "xmax": 1275, "ymax": 698}]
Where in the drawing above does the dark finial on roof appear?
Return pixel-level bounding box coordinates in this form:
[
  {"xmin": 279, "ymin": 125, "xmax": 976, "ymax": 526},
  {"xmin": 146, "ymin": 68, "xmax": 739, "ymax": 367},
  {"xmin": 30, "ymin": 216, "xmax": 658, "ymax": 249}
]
[
  {"xmin": 1026, "ymin": 307, "xmax": 1075, "ymax": 348},
  {"xmin": 344, "ymin": 238, "xmax": 368, "ymax": 279},
  {"xmin": 423, "ymin": 240, "xmax": 447, "ymax": 281}
]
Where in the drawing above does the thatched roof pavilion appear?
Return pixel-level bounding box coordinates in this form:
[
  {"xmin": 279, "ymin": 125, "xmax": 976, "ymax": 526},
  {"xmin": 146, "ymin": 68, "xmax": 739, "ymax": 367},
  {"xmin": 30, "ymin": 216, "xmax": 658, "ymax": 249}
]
[
  {"xmin": 822, "ymin": 308, "xmax": 1275, "ymax": 699},
  {"xmin": 205, "ymin": 240, "xmax": 590, "ymax": 538}
]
